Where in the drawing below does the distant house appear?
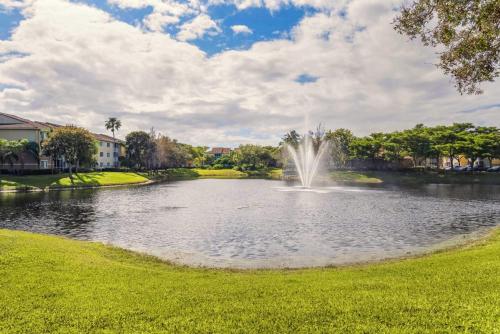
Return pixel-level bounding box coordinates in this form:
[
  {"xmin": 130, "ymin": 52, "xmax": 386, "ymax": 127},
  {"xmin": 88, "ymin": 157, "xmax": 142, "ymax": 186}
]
[
  {"xmin": 441, "ymin": 156, "xmax": 500, "ymax": 169},
  {"xmin": 208, "ymin": 147, "xmax": 231, "ymax": 159},
  {"xmin": 93, "ymin": 133, "xmax": 125, "ymax": 168}
]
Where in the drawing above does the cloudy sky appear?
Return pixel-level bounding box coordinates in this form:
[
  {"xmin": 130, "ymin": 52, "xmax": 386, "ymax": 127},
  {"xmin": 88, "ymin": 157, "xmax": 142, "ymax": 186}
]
[{"xmin": 0, "ymin": 0, "xmax": 499, "ymax": 146}]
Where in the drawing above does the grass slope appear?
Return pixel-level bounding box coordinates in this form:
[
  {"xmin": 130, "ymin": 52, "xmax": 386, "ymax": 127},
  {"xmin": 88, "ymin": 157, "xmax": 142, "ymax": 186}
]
[
  {"xmin": 0, "ymin": 172, "xmax": 149, "ymax": 191},
  {"xmin": 0, "ymin": 229, "xmax": 498, "ymax": 333},
  {"xmin": 330, "ymin": 170, "xmax": 500, "ymax": 185},
  {"xmin": 152, "ymin": 168, "xmax": 283, "ymax": 180}
]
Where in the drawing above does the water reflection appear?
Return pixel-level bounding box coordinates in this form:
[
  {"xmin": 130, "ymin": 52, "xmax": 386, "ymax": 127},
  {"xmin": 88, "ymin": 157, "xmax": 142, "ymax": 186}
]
[{"xmin": 0, "ymin": 179, "xmax": 499, "ymax": 268}]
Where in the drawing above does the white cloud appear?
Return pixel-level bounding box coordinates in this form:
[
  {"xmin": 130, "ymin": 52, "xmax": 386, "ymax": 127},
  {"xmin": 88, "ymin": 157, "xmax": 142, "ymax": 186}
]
[
  {"xmin": 177, "ymin": 14, "xmax": 220, "ymax": 41},
  {"xmin": 231, "ymin": 24, "xmax": 252, "ymax": 35},
  {"xmin": 0, "ymin": 0, "xmax": 499, "ymax": 147}
]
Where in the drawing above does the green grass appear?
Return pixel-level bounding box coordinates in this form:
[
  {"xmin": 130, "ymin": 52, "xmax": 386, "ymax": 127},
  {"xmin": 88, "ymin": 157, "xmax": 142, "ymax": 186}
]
[
  {"xmin": 0, "ymin": 228, "xmax": 498, "ymax": 333},
  {"xmin": 194, "ymin": 168, "xmax": 248, "ymax": 178},
  {"xmin": 146, "ymin": 168, "xmax": 283, "ymax": 180},
  {"xmin": 330, "ymin": 171, "xmax": 383, "ymax": 184},
  {"xmin": 330, "ymin": 170, "xmax": 500, "ymax": 185},
  {"xmin": 0, "ymin": 172, "xmax": 149, "ymax": 191}
]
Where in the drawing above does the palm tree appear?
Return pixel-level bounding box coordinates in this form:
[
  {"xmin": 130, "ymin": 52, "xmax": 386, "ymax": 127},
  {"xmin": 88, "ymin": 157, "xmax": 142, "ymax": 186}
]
[{"xmin": 105, "ymin": 117, "xmax": 122, "ymax": 140}]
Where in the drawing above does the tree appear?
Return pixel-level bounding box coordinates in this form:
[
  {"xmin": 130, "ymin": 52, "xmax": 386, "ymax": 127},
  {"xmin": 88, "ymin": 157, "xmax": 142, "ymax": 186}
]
[
  {"xmin": 401, "ymin": 125, "xmax": 433, "ymax": 167},
  {"xmin": 431, "ymin": 125, "xmax": 465, "ymax": 168},
  {"xmin": 394, "ymin": 0, "xmax": 500, "ymax": 94},
  {"xmin": 191, "ymin": 146, "xmax": 209, "ymax": 167},
  {"xmin": 281, "ymin": 130, "xmax": 301, "ymax": 148},
  {"xmin": 383, "ymin": 132, "xmax": 407, "ymax": 163},
  {"xmin": 105, "ymin": 117, "xmax": 122, "ymax": 140},
  {"xmin": 325, "ymin": 128, "xmax": 354, "ymax": 168},
  {"xmin": 233, "ymin": 145, "xmax": 278, "ymax": 171},
  {"xmin": 42, "ymin": 126, "xmax": 97, "ymax": 178},
  {"xmin": 350, "ymin": 136, "xmax": 382, "ymax": 163},
  {"xmin": 0, "ymin": 139, "xmax": 27, "ymax": 172},
  {"xmin": 125, "ymin": 131, "xmax": 155, "ymax": 169}
]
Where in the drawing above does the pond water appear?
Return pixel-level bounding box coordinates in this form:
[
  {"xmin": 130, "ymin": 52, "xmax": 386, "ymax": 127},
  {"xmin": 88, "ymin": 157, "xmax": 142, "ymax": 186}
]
[{"xmin": 0, "ymin": 179, "xmax": 499, "ymax": 268}]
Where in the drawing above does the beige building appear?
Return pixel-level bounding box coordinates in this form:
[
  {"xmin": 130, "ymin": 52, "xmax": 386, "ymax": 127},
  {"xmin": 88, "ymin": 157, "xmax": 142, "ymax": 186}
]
[
  {"xmin": 0, "ymin": 113, "xmax": 56, "ymax": 170},
  {"xmin": 93, "ymin": 133, "xmax": 125, "ymax": 168},
  {"xmin": 0, "ymin": 113, "xmax": 126, "ymax": 170}
]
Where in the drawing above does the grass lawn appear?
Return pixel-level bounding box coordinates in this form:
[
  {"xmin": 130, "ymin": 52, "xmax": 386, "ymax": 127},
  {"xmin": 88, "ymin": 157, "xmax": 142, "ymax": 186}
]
[
  {"xmin": 0, "ymin": 229, "xmax": 498, "ymax": 333},
  {"xmin": 150, "ymin": 168, "xmax": 283, "ymax": 180},
  {"xmin": 0, "ymin": 172, "xmax": 149, "ymax": 191},
  {"xmin": 330, "ymin": 170, "xmax": 500, "ymax": 185}
]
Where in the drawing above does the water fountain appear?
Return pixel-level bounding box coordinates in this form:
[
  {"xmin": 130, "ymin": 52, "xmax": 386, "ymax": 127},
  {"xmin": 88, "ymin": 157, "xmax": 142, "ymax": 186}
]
[{"xmin": 286, "ymin": 134, "xmax": 329, "ymax": 188}]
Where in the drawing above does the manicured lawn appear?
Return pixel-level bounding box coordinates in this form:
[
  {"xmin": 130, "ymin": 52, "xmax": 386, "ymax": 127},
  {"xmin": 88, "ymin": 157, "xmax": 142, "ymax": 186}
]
[
  {"xmin": 194, "ymin": 168, "xmax": 248, "ymax": 178},
  {"xmin": 0, "ymin": 228, "xmax": 498, "ymax": 333},
  {"xmin": 330, "ymin": 170, "xmax": 500, "ymax": 185},
  {"xmin": 0, "ymin": 172, "xmax": 149, "ymax": 191},
  {"xmin": 149, "ymin": 168, "xmax": 283, "ymax": 180}
]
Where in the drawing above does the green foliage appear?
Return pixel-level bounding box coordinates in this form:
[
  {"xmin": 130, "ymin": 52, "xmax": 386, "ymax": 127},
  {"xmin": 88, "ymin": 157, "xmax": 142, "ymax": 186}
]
[
  {"xmin": 0, "ymin": 138, "xmax": 29, "ymax": 170},
  {"xmin": 0, "ymin": 228, "xmax": 498, "ymax": 332},
  {"xmin": 42, "ymin": 126, "xmax": 96, "ymax": 176},
  {"xmin": 280, "ymin": 130, "xmax": 301, "ymax": 148},
  {"xmin": 394, "ymin": 0, "xmax": 500, "ymax": 94},
  {"xmin": 125, "ymin": 131, "xmax": 156, "ymax": 169},
  {"xmin": 342, "ymin": 123, "xmax": 500, "ymax": 169},
  {"xmin": 105, "ymin": 117, "xmax": 122, "ymax": 138},
  {"xmin": 0, "ymin": 172, "xmax": 149, "ymax": 190},
  {"xmin": 232, "ymin": 145, "xmax": 279, "ymax": 171},
  {"xmin": 325, "ymin": 128, "xmax": 354, "ymax": 168}
]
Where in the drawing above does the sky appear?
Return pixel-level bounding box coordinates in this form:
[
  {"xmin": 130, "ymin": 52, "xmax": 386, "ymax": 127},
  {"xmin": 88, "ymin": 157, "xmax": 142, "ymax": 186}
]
[{"xmin": 0, "ymin": 0, "xmax": 499, "ymax": 147}]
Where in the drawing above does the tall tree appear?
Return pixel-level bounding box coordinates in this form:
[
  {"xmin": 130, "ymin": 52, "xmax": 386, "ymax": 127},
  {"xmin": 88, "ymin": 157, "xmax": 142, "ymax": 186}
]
[
  {"xmin": 42, "ymin": 126, "xmax": 97, "ymax": 178},
  {"xmin": 325, "ymin": 128, "xmax": 354, "ymax": 168},
  {"xmin": 281, "ymin": 130, "xmax": 302, "ymax": 149},
  {"xmin": 125, "ymin": 131, "xmax": 155, "ymax": 169},
  {"xmin": 394, "ymin": 0, "xmax": 500, "ymax": 94},
  {"xmin": 105, "ymin": 117, "xmax": 122, "ymax": 140},
  {"xmin": 0, "ymin": 139, "xmax": 27, "ymax": 172}
]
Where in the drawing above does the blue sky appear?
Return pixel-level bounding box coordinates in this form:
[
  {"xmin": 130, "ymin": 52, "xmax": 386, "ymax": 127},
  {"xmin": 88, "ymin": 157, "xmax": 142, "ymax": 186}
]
[
  {"xmin": 0, "ymin": 1, "xmax": 314, "ymax": 55},
  {"xmin": 0, "ymin": 0, "xmax": 499, "ymax": 146}
]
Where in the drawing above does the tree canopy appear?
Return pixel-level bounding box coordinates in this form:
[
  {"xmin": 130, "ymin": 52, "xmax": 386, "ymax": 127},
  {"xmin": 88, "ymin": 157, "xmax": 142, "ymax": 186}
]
[
  {"xmin": 394, "ymin": 0, "xmax": 500, "ymax": 95},
  {"xmin": 42, "ymin": 126, "xmax": 97, "ymax": 176}
]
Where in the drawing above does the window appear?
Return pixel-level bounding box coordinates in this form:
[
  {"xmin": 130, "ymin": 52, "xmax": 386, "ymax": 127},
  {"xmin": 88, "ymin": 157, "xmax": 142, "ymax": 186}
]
[
  {"xmin": 107, "ymin": 162, "xmax": 110, "ymax": 167},
  {"xmin": 40, "ymin": 160, "xmax": 48, "ymax": 169},
  {"xmin": 107, "ymin": 152, "xmax": 110, "ymax": 157},
  {"xmin": 100, "ymin": 152, "xmax": 103, "ymax": 157},
  {"xmin": 113, "ymin": 152, "xmax": 118, "ymax": 157},
  {"xmin": 100, "ymin": 141, "xmax": 103, "ymax": 146},
  {"xmin": 99, "ymin": 162, "xmax": 103, "ymax": 167},
  {"xmin": 107, "ymin": 142, "xmax": 110, "ymax": 147}
]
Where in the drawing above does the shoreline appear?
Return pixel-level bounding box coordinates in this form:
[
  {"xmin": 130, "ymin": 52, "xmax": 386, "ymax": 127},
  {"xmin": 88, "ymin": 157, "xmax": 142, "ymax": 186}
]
[{"xmin": 2, "ymin": 225, "xmax": 497, "ymax": 272}]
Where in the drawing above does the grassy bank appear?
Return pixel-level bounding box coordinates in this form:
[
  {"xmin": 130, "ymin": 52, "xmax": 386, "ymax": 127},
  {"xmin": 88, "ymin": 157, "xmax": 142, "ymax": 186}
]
[
  {"xmin": 151, "ymin": 168, "xmax": 283, "ymax": 180},
  {"xmin": 330, "ymin": 170, "xmax": 500, "ymax": 185},
  {"xmin": 0, "ymin": 169, "xmax": 282, "ymax": 192},
  {"xmin": 0, "ymin": 172, "xmax": 149, "ymax": 191},
  {"xmin": 0, "ymin": 229, "xmax": 498, "ymax": 333}
]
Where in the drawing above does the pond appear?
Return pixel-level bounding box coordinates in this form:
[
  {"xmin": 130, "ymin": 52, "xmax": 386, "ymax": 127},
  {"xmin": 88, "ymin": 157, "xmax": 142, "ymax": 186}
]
[{"xmin": 1, "ymin": 179, "xmax": 499, "ymax": 268}]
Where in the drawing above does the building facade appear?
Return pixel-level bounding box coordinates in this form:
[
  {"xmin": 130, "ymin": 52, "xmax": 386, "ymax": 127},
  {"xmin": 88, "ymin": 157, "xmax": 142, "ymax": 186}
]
[
  {"xmin": 208, "ymin": 147, "xmax": 232, "ymax": 159},
  {"xmin": 93, "ymin": 133, "xmax": 125, "ymax": 168},
  {"xmin": 0, "ymin": 113, "xmax": 56, "ymax": 170},
  {"xmin": 0, "ymin": 113, "xmax": 125, "ymax": 170}
]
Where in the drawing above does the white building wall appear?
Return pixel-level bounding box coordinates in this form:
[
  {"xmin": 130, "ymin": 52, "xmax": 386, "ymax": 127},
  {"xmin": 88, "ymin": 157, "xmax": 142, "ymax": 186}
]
[{"xmin": 96, "ymin": 140, "xmax": 120, "ymax": 168}]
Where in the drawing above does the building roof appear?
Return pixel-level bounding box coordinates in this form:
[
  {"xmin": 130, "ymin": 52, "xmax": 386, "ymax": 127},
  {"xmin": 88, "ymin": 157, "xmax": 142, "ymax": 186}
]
[
  {"xmin": 0, "ymin": 112, "xmax": 43, "ymax": 130},
  {"xmin": 93, "ymin": 133, "xmax": 125, "ymax": 144},
  {"xmin": 0, "ymin": 113, "xmax": 124, "ymax": 144},
  {"xmin": 209, "ymin": 147, "xmax": 231, "ymax": 155}
]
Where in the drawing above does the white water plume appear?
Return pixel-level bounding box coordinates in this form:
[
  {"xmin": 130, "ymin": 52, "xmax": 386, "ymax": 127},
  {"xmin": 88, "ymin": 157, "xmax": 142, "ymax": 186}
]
[{"xmin": 286, "ymin": 135, "xmax": 329, "ymax": 188}]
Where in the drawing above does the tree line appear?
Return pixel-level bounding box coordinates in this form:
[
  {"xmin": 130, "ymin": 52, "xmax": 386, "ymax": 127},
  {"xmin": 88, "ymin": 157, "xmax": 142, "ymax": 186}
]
[
  {"xmin": 3, "ymin": 121, "xmax": 499, "ymax": 175},
  {"xmin": 299, "ymin": 123, "xmax": 500, "ymax": 170}
]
